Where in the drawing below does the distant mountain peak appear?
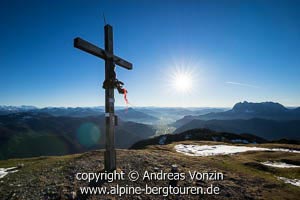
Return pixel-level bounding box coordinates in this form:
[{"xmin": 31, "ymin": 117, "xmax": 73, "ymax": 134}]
[{"xmin": 232, "ymin": 101, "xmax": 287, "ymax": 113}]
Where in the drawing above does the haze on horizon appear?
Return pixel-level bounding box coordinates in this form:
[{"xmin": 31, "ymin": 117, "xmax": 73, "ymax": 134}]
[{"xmin": 1, "ymin": 0, "xmax": 300, "ymax": 108}]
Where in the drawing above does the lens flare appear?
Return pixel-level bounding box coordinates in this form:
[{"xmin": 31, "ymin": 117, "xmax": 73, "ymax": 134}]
[{"xmin": 76, "ymin": 122, "xmax": 101, "ymax": 148}]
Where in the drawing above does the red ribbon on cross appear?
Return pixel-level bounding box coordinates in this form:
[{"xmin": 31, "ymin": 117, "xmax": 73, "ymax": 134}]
[{"xmin": 123, "ymin": 88, "xmax": 129, "ymax": 105}]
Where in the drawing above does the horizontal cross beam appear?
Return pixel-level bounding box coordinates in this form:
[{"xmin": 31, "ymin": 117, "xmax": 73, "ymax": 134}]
[{"xmin": 74, "ymin": 37, "xmax": 132, "ymax": 70}]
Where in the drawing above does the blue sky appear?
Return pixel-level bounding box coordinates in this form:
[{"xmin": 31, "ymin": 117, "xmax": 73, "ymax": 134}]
[{"xmin": 1, "ymin": 0, "xmax": 299, "ymax": 107}]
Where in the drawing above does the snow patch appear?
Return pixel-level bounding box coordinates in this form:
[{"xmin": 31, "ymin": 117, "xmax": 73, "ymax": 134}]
[
  {"xmin": 174, "ymin": 144, "xmax": 300, "ymax": 157},
  {"xmin": 0, "ymin": 167, "xmax": 18, "ymax": 179},
  {"xmin": 261, "ymin": 161, "xmax": 300, "ymax": 168},
  {"xmin": 277, "ymin": 177, "xmax": 300, "ymax": 187}
]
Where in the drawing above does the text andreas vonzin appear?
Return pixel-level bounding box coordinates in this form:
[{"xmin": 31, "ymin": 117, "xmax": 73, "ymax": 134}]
[{"xmin": 143, "ymin": 170, "xmax": 224, "ymax": 181}]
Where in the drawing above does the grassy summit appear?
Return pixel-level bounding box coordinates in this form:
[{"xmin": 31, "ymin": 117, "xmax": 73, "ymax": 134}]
[{"xmin": 0, "ymin": 141, "xmax": 299, "ymax": 199}]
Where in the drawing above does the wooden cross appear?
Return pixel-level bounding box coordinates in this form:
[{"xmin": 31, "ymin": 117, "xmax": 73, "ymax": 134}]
[{"xmin": 74, "ymin": 24, "xmax": 132, "ymax": 171}]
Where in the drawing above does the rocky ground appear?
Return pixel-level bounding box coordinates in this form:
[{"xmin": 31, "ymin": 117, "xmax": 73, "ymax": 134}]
[{"xmin": 0, "ymin": 141, "xmax": 299, "ymax": 199}]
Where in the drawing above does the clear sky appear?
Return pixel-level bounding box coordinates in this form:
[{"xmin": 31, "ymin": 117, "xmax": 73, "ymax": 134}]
[{"xmin": 1, "ymin": 0, "xmax": 299, "ymax": 108}]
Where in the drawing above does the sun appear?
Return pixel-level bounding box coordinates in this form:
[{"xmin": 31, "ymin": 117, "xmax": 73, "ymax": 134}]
[
  {"xmin": 164, "ymin": 58, "xmax": 199, "ymax": 95},
  {"xmin": 169, "ymin": 66, "xmax": 195, "ymax": 93},
  {"xmin": 173, "ymin": 72, "xmax": 192, "ymax": 92}
]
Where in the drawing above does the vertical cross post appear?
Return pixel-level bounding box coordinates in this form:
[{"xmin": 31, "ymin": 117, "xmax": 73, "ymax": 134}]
[
  {"xmin": 104, "ymin": 25, "xmax": 116, "ymax": 171},
  {"xmin": 74, "ymin": 24, "xmax": 132, "ymax": 172}
]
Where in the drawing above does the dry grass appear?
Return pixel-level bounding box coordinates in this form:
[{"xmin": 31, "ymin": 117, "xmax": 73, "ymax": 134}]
[{"xmin": 0, "ymin": 141, "xmax": 299, "ymax": 199}]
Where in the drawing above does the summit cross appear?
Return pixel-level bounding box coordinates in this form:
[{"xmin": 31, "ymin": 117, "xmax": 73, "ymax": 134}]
[{"xmin": 74, "ymin": 24, "xmax": 133, "ymax": 171}]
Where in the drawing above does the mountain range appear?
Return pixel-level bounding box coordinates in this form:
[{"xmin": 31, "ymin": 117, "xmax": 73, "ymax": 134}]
[
  {"xmin": 174, "ymin": 118, "xmax": 300, "ymax": 140},
  {"xmin": 1, "ymin": 101, "xmax": 300, "ymax": 159},
  {"xmin": 0, "ymin": 106, "xmax": 161, "ymax": 124},
  {"xmin": 115, "ymin": 108, "xmax": 159, "ymax": 124},
  {"xmin": 0, "ymin": 106, "xmax": 227, "ymax": 123},
  {"xmin": 0, "ymin": 112, "xmax": 155, "ymax": 159},
  {"xmin": 173, "ymin": 101, "xmax": 300, "ymax": 140},
  {"xmin": 173, "ymin": 101, "xmax": 300, "ymax": 128},
  {"xmin": 131, "ymin": 128, "xmax": 268, "ymax": 149}
]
